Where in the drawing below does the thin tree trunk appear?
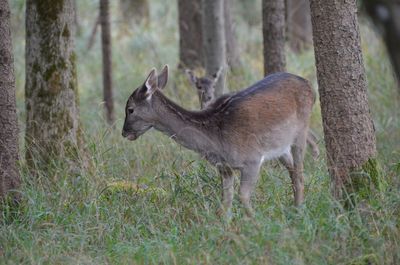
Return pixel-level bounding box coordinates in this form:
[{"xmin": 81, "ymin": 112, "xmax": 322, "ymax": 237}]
[
  {"xmin": 73, "ymin": 0, "xmax": 80, "ymax": 34},
  {"xmin": 87, "ymin": 14, "xmax": 100, "ymax": 50},
  {"xmin": 100, "ymin": 0, "xmax": 115, "ymax": 126},
  {"xmin": 202, "ymin": 0, "xmax": 226, "ymax": 96},
  {"xmin": 224, "ymin": 0, "xmax": 241, "ymax": 69},
  {"xmin": 25, "ymin": 0, "xmax": 80, "ymax": 167},
  {"xmin": 179, "ymin": 0, "xmax": 240, "ymax": 73},
  {"xmin": 178, "ymin": 0, "xmax": 204, "ymax": 69},
  {"xmin": 310, "ymin": 0, "xmax": 377, "ymax": 199},
  {"xmin": 0, "ymin": 0, "xmax": 20, "ymax": 203},
  {"xmin": 262, "ymin": 0, "xmax": 286, "ymax": 75},
  {"xmin": 286, "ymin": 0, "xmax": 312, "ymax": 52}
]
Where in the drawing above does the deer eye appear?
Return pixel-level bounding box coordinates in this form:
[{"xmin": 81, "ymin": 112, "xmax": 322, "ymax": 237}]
[{"xmin": 127, "ymin": 108, "xmax": 134, "ymax": 114}]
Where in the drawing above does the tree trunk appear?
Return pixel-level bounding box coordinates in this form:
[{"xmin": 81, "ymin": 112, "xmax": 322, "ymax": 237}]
[
  {"xmin": 224, "ymin": 0, "xmax": 241, "ymax": 69},
  {"xmin": 25, "ymin": 0, "xmax": 80, "ymax": 167},
  {"xmin": 100, "ymin": 0, "xmax": 115, "ymax": 126},
  {"xmin": 178, "ymin": 0, "xmax": 204, "ymax": 69},
  {"xmin": 364, "ymin": 0, "xmax": 400, "ymax": 90},
  {"xmin": 286, "ymin": 0, "xmax": 312, "ymax": 52},
  {"xmin": 202, "ymin": 0, "xmax": 226, "ymax": 96},
  {"xmin": 310, "ymin": 0, "xmax": 377, "ymax": 199},
  {"xmin": 119, "ymin": 0, "xmax": 149, "ymax": 24},
  {"xmin": 179, "ymin": 0, "xmax": 240, "ymax": 73},
  {"xmin": 0, "ymin": 0, "xmax": 20, "ymax": 203},
  {"xmin": 87, "ymin": 14, "xmax": 100, "ymax": 50},
  {"xmin": 262, "ymin": 0, "xmax": 286, "ymax": 75}
]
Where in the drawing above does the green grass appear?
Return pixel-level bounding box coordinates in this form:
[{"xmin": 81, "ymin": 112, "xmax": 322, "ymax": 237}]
[{"xmin": 1, "ymin": 1, "xmax": 399, "ymax": 264}]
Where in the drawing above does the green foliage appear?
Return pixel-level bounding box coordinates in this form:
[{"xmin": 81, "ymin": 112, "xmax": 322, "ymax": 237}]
[{"xmin": 1, "ymin": 1, "xmax": 399, "ymax": 264}]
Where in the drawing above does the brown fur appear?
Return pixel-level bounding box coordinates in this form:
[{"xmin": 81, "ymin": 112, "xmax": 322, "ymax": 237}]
[{"xmin": 186, "ymin": 71, "xmax": 320, "ymax": 159}]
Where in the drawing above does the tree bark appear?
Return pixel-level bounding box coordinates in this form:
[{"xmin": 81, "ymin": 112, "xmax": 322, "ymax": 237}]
[
  {"xmin": 262, "ymin": 0, "xmax": 286, "ymax": 75},
  {"xmin": 100, "ymin": 0, "xmax": 115, "ymax": 126},
  {"xmin": 310, "ymin": 0, "xmax": 377, "ymax": 199},
  {"xmin": 224, "ymin": 0, "xmax": 241, "ymax": 69},
  {"xmin": 364, "ymin": 0, "xmax": 400, "ymax": 89},
  {"xmin": 0, "ymin": 0, "xmax": 20, "ymax": 202},
  {"xmin": 178, "ymin": 0, "xmax": 204, "ymax": 69},
  {"xmin": 286, "ymin": 0, "xmax": 312, "ymax": 52},
  {"xmin": 202, "ymin": 0, "xmax": 226, "ymax": 96},
  {"xmin": 25, "ymin": 0, "xmax": 80, "ymax": 167}
]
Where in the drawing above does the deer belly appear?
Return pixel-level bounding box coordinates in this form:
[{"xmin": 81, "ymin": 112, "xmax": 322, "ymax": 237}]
[{"xmin": 260, "ymin": 145, "xmax": 291, "ymax": 163}]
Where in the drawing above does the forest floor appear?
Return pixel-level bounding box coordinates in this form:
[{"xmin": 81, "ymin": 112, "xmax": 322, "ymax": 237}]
[{"xmin": 1, "ymin": 1, "xmax": 400, "ymax": 264}]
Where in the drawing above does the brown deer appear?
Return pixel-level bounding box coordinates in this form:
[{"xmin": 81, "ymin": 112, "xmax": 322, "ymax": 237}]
[
  {"xmin": 185, "ymin": 69, "xmax": 320, "ymax": 159},
  {"xmin": 122, "ymin": 65, "xmax": 315, "ymax": 217}
]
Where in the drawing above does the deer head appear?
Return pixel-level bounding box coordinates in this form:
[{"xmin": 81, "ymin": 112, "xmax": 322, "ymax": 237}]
[
  {"xmin": 185, "ymin": 68, "xmax": 222, "ymax": 108},
  {"xmin": 122, "ymin": 65, "xmax": 169, "ymax": 141}
]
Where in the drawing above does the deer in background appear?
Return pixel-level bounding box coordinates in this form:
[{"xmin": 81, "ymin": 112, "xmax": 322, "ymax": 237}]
[
  {"xmin": 185, "ymin": 68, "xmax": 223, "ymax": 109},
  {"xmin": 122, "ymin": 65, "xmax": 315, "ymax": 218},
  {"xmin": 185, "ymin": 69, "xmax": 320, "ymax": 159}
]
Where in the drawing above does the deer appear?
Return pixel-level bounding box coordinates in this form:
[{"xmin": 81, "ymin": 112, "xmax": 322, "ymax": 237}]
[
  {"xmin": 185, "ymin": 69, "xmax": 320, "ymax": 159},
  {"xmin": 185, "ymin": 68, "xmax": 224, "ymax": 109},
  {"xmin": 122, "ymin": 65, "xmax": 315, "ymax": 218}
]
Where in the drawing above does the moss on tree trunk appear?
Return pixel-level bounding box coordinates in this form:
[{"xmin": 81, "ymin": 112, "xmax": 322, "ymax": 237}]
[
  {"xmin": 340, "ymin": 158, "xmax": 384, "ymax": 208},
  {"xmin": 25, "ymin": 0, "xmax": 81, "ymax": 169}
]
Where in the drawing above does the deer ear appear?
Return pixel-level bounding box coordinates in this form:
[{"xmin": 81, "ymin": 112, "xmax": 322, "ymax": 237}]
[
  {"xmin": 157, "ymin": 65, "xmax": 169, "ymax": 90},
  {"xmin": 211, "ymin": 67, "xmax": 223, "ymax": 84},
  {"xmin": 142, "ymin": 68, "xmax": 158, "ymax": 99},
  {"xmin": 185, "ymin": 69, "xmax": 197, "ymax": 86}
]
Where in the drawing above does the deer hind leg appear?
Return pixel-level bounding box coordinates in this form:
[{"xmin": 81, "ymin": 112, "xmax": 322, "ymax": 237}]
[
  {"xmin": 306, "ymin": 130, "xmax": 320, "ymax": 159},
  {"xmin": 291, "ymin": 132, "xmax": 307, "ymax": 206},
  {"xmin": 218, "ymin": 165, "xmax": 234, "ymax": 219},
  {"xmin": 279, "ymin": 151, "xmax": 299, "ymax": 205},
  {"xmin": 239, "ymin": 162, "xmax": 261, "ymax": 217}
]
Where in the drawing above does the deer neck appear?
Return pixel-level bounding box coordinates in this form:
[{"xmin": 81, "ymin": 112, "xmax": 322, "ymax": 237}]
[{"xmin": 151, "ymin": 91, "xmax": 217, "ymax": 153}]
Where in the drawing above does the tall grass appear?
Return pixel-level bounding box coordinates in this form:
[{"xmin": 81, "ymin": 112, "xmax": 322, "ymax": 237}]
[{"xmin": 1, "ymin": 0, "xmax": 399, "ymax": 264}]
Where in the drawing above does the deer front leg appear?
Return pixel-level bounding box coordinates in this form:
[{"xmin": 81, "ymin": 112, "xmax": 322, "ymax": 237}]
[
  {"xmin": 218, "ymin": 165, "xmax": 234, "ymax": 220},
  {"xmin": 239, "ymin": 162, "xmax": 261, "ymax": 217}
]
